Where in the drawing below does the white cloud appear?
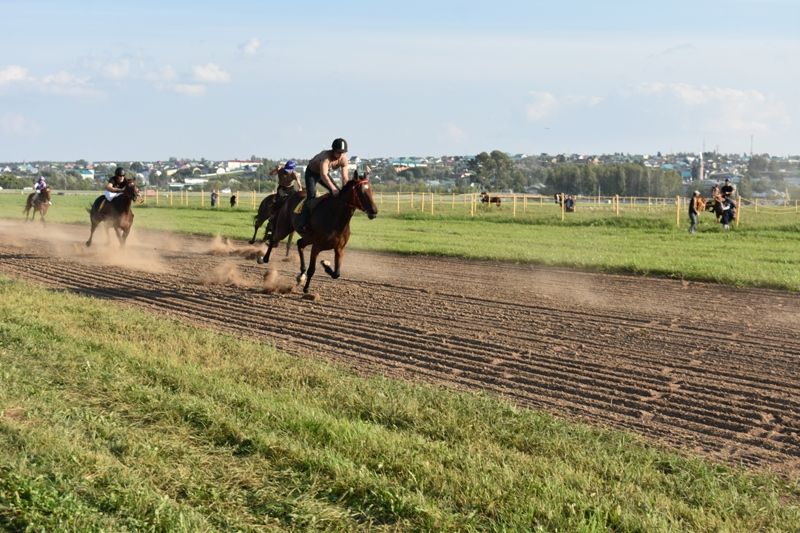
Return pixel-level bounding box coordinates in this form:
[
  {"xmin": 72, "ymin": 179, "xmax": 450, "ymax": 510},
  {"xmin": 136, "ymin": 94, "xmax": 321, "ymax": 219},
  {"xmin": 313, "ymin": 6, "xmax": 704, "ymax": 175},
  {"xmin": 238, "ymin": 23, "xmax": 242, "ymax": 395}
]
[
  {"xmin": 173, "ymin": 83, "xmax": 206, "ymax": 96},
  {"xmin": 192, "ymin": 63, "xmax": 230, "ymax": 83},
  {"xmin": 103, "ymin": 59, "xmax": 131, "ymax": 79},
  {"xmin": 526, "ymin": 91, "xmax": 558, "ymax": 121},
  {"xmin": 145, "ymin": 65, "xmax": 178, "ymax": 84},
  {"xmin": 635, "ymin": 82, "xmax": 789, "ymax": 132},
  {"xmin": 0, "ymin": 113, "xmax": 40, "ymax": 135},
  {"xmin": 40, "ymin": 71, "xmax": 101, "ymax": 97},
  {"xmin": 0, "ymin": 65, "xmax": 33, "ymax": 85},
  {"xmin": 239, "ymin": 38, "xmax": 261, "ymax": 56}
]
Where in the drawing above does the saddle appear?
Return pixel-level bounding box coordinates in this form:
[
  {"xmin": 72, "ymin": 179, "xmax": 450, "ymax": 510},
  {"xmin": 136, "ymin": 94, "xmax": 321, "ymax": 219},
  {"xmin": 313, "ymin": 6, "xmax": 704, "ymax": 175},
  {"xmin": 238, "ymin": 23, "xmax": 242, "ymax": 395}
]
[{"xmin": 292, "ymin": 193, "xmax": 329, "ymax": 233}]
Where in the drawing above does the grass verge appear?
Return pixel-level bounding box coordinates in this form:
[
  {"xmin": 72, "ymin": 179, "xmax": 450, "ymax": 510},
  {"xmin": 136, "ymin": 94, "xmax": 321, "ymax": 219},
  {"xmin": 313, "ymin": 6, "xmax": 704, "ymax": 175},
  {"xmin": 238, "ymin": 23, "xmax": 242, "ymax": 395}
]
[{"xmin": 1, "ymin": 276, "xmax": 798, "ymax": 531}]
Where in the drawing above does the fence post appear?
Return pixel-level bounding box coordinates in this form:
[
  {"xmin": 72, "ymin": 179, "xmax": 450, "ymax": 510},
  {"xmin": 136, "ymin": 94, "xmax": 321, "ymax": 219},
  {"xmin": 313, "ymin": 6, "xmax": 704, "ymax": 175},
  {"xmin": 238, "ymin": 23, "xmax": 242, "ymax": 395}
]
[
  {"xmin": 396, "ymin": 191, "xmax": 400, "ymax": 214},
  {"xmin": 421, "ymin": 192, "xmax": 425, "ymax": 212},
  {"xmin": 754, "ymin": 198, "xmax": 758, "ymax": 214},
  {"xmin": 169, "ymin": 190, "xmax": 173, "ymax": 207},
  {"xmin": 675, "ymin": 196, "xmax": 680, "ymax": 227},
  {"xmin": 512, "ymin": 195, "xmax": 517, "ymax": 217},
  {"xmin": 451, "ymin": 192, "xmax": 455, "ymax": 209},
  {"xmin": 560, "ymin": 193, "xmax": 565, "ymax": 221},
  {"xmin": 430, "ymin": 192, "xmax": 434, "ymax": 215},
  {"xmin": 470, "ymin": 194, "xmax": 475, "ymax": 217},
  {"xmin": 615, "ymin": 195, "xmax": 620, "ymax": 216},
  {"xmin": 736, "ymin": 195, "xmax": 741, "ymax": 226}
]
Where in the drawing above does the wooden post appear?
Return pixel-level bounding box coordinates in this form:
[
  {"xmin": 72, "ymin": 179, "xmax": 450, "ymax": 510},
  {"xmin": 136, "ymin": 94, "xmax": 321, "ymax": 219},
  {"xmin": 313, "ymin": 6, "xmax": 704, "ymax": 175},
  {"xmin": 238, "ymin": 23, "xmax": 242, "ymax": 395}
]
[
  {"xmin": 560, "ymin": 193, "xmax": 565, "ymax": 221},
  {"xmin": 736, "ymin": 195, "xmax": 741, "ymax": 226},
  {"xmin": 410, "ymin": 191, "xmax": 415, "ymax": 210},
  {"xmin": 201, "ymin": 189, "xmax": 205, "ymax": 207},
  {"xmin": 155, "ymin": 189, "xmax": 159, "ymax": 206},
  {"xmin": 754, "ymin": 198, "xmax": 758, "ymax": 214},
  {"xmin": 470, "ymin": 194, "xmax": 475, "ymax": 217},
  {"xmin": 169, "ymin": 190, "xmax": 173, "ymax": 207},
  {"xmin": 512, "ymin": 195, "xmax": 517, "ymax": 217},
  {"xmin": 396, "ymin": 191, "xmax": 400, "ymax": 214},
  {"xmin": 421, "ymin": 192, "xmax": 425, "ymax": 212},
  {"xmin": 430, "ymin": 192, "xmax": 434, "ymax": 215},
  {"xmin": 675, "ymin": 196, "xmax": 680, "ymax": 227},
  {"xmin": 451, "ymin": 192, "xmax": 455, "ymax": 209},
  {"xmin": 524, "ymin": 195, "xmax": 527, "ymax": 212},
  {"xmin": 615, "ymin": 195, "xmax": 620, "ymax": 216}
]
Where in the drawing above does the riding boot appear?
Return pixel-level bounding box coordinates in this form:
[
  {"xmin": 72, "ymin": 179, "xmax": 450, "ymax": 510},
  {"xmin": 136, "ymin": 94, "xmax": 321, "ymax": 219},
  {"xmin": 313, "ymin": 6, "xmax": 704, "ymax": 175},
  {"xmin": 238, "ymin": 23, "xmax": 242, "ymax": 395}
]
[{"xmin": 296, "ymin": 204, "xmax": 310, "ymax": 233}]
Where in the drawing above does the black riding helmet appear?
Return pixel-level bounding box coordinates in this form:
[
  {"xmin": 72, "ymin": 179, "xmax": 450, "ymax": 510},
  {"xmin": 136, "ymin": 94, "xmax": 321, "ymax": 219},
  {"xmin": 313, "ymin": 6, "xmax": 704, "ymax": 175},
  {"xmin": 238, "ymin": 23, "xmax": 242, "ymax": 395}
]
[
  {"xmin": 331, "ymin": 138, "xmax": 348, "ymax": 153},
  {"xmin": 114, "ymin": 167, "xmax": 126, "ymax": 177}
]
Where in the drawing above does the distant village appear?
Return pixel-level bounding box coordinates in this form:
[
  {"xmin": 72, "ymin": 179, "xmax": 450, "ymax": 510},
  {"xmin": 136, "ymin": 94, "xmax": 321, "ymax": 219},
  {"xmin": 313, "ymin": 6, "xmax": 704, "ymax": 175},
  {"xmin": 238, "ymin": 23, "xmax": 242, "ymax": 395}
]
[{"xmin": 2, "ymin": 151, "xmax": 798, "ymax": 199}]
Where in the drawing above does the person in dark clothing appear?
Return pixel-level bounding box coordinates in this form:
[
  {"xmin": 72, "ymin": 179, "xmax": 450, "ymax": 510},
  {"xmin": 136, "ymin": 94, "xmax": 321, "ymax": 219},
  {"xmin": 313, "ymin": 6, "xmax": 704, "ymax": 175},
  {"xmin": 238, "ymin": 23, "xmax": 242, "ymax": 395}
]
[
  {"xmin": 688, "ymin": 190, "xmax": 702, "ymax": 234},
  {"xmin": 720, "ymin": 178, "xmax": 735, "ymax": 198},
  {"xmin": 720, "ymin": 196, "xmax": 736, "ymax": 230},
  {"xmin": 296, "ymin": 138, "xmax": 349, "ymax": 232}
]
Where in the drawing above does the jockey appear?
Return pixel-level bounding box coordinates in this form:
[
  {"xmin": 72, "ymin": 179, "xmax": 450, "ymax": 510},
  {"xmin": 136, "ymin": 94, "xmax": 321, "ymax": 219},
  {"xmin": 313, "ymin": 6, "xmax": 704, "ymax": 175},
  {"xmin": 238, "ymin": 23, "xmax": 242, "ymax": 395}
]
[
  {"xmin": 296, "ymin": 138, "xmax": 349, "ymax": 232},
  {"xmin": 105, "ymin": 167, "xmax": 127, "ymax": 202},
  {"xmin": 33, "ymin": 176, "xmax": 51, "ymax": 205},
  {"xmin": 264, "ymin": 159, "xmax": 303, "ymax": 240}
]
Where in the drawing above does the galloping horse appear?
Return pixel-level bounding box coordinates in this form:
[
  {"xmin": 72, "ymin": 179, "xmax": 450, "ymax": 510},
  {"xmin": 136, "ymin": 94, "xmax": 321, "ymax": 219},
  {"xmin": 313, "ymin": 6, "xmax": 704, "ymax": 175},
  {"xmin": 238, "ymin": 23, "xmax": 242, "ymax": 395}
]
[
  {"xmin": 257, "ymin": 169, "xmax": 378, "ymax": 293},
  {"xmin": 86, "ymin": 178, "xmax": 141, "ymax": 247},
  {"xmin": 23, "ymin": 187, "xmax": 52, "ymax": 223},
  {"xmin": 248, "ymin": 193, "xmax": 294, "ymax": 256}
]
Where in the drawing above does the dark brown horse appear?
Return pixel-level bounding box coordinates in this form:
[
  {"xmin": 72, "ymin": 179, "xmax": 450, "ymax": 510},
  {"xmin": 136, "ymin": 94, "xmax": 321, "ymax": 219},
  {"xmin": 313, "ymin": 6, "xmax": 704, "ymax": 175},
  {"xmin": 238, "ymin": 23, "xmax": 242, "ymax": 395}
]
[
  {"xmin": 23, "ymin": 187, "xmax": 52, "ymax": 223},
  {"xmin": 480, "ymin": 191, "xmax": 501, "ymax": 206},
  {"xmin": 257, "ymin": 170, "xmax": 378, "ymax": 293},
  {"xmin": 249, "ymin": 193, "xmax": 294, "ymax": 256},
  {"xmin": 86, "ymin": 178, "xmax": 141, "ymax": 247}
]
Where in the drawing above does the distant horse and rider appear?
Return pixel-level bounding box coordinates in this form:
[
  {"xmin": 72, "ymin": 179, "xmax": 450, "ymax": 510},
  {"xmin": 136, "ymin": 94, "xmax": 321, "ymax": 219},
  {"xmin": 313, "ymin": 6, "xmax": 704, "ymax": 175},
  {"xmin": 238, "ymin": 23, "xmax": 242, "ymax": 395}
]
[
  {"xmin": 249, "ymin": 192, "xmax": 294, "ymax": 256},
  {"xmin": 23, "ymin": 186, "xmax": 52, "ymax": 223},
  {"xmin": 480, "ymin": 191, "xmax": 502, "ymax": 206},
  {"xmin": 86, "ymin": 176, "xmax": 141, "ymax": 247},
  {"xmin": 257, "ymin": 168, "xmax": 378, "ymax": 293}
]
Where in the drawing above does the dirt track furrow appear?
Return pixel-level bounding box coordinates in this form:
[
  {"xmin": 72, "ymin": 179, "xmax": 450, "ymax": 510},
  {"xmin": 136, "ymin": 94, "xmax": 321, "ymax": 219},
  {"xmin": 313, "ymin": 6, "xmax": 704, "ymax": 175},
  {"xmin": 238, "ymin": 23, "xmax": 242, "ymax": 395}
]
[{"xmin": 1, "ymin": 221, "xmax": 798, "ymax": 476}]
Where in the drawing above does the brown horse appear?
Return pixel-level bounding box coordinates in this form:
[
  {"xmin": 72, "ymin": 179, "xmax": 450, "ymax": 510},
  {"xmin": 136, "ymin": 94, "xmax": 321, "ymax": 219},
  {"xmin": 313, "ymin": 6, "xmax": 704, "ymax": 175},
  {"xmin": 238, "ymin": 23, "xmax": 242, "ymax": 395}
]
[
  {"xmin": 257, "ymin": 170, "xmax": 378, "ymax": 293},
  {"xmin": 23, "ymin": 187, "xmax": 52, "ymax": 223},
  {"xmin": 480, "ymin": 192, "xmax": 501, "ymax": 206},
  {"xmin": 248, "ymin": 193, "xmax": 294, "ymax": 256},
  {"xmin": 86, "ymin": 178, "xmax": 141, "ymax": 247}
]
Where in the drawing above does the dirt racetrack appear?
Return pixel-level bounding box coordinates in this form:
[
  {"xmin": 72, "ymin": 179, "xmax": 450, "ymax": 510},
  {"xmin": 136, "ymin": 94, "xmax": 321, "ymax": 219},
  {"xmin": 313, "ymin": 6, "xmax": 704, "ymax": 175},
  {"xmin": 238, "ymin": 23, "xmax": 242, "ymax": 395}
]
[{"xmin": 1, "ymin": 220, "xmax": 798, "ymax": 476}]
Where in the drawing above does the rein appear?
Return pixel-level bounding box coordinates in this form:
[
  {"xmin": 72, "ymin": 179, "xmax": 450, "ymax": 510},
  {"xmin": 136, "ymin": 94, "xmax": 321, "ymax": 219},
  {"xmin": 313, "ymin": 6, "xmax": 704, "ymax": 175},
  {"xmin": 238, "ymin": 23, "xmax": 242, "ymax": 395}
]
[{"xmin": 346, "ymin": 179, "xmax": 370, "ymax": 211}]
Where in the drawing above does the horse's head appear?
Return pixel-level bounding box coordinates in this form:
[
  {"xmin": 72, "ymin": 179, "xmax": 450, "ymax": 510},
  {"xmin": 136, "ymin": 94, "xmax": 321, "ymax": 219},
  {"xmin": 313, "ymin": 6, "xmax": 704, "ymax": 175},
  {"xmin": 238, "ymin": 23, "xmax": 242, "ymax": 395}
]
[
  {"xmin": 124, "ymin": 178, "xmax": 142, "ymax": 203},
  {"xmin": 40, "ymin": 187, "xmax": 52, "ymax": 202},
  {"xmin": 343, "ymin": 169, "xmax": 378, "ymax": 219}
]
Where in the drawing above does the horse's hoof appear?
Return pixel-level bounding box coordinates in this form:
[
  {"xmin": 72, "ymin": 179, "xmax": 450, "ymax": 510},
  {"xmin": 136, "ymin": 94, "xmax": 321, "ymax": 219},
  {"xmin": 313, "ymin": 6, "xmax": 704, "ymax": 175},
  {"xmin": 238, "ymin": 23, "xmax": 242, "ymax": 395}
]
[
  {"xmin": 256, "ymin": 255, "xmax": 264, "ymax": 265},
  {"xmin": 248, "ymin": 239, "xmax": 255, "ymax": 245},
  {"xmin": 321, "ymin": 259, "xmax": 331, "ymax": 268},
  {"xmin": 296, "ymin": 273, "xmax": 307, "ymax": 285}
]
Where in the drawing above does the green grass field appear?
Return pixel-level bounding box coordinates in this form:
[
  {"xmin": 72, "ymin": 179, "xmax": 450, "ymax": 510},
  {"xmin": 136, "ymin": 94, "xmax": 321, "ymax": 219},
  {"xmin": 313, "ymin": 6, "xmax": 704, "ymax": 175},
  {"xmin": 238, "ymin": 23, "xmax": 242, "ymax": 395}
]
[
  {"xmin": 2, "ymin": 277, "xmax": 798, "ymax": 531},
  {"xmin": 2, "ymin": 191, "xmax": 799, "ymax": 290}
]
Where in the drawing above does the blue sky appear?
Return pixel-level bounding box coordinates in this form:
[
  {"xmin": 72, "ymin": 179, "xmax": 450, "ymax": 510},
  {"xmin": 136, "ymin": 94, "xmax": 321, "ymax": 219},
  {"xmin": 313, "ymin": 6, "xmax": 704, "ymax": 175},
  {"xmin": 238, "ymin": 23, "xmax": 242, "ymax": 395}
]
[{"xmin": 1, "ymin": 0, "xmax": 797, "ymax": 160}]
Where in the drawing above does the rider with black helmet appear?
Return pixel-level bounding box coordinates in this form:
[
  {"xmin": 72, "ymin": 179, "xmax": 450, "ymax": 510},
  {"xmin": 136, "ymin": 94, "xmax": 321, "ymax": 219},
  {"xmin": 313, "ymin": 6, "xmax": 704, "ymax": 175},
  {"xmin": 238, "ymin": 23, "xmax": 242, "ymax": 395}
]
[
  {"xmin": 296, "ymin": 138, "xmax": 350, "ymax": 231},
  {"xmin": 304, "ymin": 138, "xmax": 350, "ymax": 198},
  {"xmin": 105, "ymin": 167, "xmax": 128, "ymax": 202}
]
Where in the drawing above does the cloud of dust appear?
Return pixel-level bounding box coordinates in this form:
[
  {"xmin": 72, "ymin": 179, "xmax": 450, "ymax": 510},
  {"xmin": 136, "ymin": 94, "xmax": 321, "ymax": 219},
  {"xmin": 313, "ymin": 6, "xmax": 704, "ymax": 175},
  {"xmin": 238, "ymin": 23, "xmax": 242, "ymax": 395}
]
[
  {"xmin": 0, "ymin": 219, "xmax": 168, "ymax": 273},
  {"xmin": 199, "ymin": 262, "xmax": 294, "ymax": 294},
  {"xmin": 207, "ymin": 235, "xmax": 264, "ymax": 260}
]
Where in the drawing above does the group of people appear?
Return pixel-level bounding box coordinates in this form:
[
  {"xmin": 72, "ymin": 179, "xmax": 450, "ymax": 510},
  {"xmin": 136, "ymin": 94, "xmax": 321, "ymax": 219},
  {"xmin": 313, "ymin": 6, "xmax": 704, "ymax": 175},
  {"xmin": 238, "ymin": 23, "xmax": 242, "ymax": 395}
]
[
  {"xmin": 210, "ymin": 190, "xmax": 238, "ymax": 208},
  {"xmin": 264, "ymin": 138, "xmax": 350, "ymax": 238},
  {"xmin": 688, "ymin": 177, "xmax": 737, "ymax": 234}
]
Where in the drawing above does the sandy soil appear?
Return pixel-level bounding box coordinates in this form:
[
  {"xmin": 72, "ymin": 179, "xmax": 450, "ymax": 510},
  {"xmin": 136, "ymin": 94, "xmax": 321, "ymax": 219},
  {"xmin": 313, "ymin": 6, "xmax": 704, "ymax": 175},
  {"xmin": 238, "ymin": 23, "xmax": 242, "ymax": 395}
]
[{"xmin": 1, "ymin": 220, "xmax": 798, "ymax": 476}]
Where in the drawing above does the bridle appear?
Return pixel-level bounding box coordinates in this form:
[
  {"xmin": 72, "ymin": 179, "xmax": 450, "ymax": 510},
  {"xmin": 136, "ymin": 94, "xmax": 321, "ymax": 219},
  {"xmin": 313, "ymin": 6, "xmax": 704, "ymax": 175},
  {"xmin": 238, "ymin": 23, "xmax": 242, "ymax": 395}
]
[{"xmin": 345, "ymin": 178, "xmax": 372, "ymax": 213}]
